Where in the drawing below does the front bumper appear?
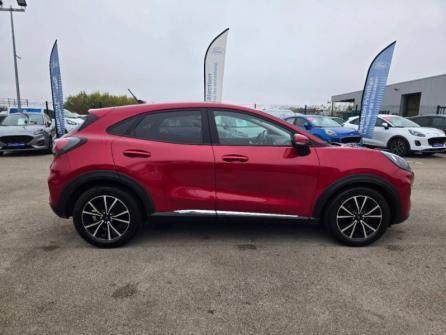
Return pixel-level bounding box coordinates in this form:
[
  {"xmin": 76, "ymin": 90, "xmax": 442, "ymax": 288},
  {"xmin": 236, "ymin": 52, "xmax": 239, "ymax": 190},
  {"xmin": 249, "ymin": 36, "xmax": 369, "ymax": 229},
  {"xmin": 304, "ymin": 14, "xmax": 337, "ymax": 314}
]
[
  {"xmin": 0, "ymin": 134, "xmax": 49, "ymax": 152},
  {"xmin": 410, "ymin": 137, "xmax": 446, "ymax": 153}
]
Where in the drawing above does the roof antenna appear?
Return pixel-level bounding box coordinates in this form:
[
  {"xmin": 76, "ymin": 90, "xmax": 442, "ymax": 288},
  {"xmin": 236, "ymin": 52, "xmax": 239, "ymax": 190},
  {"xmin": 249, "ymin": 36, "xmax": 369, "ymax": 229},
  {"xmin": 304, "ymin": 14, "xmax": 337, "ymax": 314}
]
[{"xmin": 127, "ymin": 89, "xmax": 146, "ymax": 104}]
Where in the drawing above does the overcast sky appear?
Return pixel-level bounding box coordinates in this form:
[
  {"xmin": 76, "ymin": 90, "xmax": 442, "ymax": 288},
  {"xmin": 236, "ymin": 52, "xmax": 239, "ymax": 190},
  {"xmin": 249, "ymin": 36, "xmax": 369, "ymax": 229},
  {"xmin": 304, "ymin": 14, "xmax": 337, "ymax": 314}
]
[{"xmin": 0, "ymin": 0, "xmax": 445, "ymax": 106}]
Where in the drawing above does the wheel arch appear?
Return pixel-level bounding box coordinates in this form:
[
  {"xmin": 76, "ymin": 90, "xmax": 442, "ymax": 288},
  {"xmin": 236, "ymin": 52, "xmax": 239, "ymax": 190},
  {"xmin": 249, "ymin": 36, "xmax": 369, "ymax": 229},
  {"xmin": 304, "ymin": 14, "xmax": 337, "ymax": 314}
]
[
  {"xmin": 386, "ymin": 135, "xmax": 410, "ymax": 150},
  {"xmin": 312, "ymin": 174, "xmax": 401, "ymax": 225},
  {"xmin": 57, "ymin": 170, "xmax": 154, "ymax": 218}
]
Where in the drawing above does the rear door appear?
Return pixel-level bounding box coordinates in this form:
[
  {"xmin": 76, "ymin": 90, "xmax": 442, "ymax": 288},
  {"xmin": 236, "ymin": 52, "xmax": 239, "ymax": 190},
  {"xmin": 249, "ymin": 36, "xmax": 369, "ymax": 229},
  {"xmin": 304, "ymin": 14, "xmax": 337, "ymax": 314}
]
[
  {"xmin": 209, "ymin": 109, "xmax": 319, "ymax": 217},
  {"xmin": 111, "ymin": 109, "xmax": 216, "ymax": 213}
]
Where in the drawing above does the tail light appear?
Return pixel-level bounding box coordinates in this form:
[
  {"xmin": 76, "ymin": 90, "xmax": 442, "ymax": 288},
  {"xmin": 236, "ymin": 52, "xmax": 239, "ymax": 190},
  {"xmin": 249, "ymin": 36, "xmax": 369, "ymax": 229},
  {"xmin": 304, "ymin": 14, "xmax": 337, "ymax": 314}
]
[{"xmin": 53, "ymin": 137, "xmax": 87, "ymax": 157}]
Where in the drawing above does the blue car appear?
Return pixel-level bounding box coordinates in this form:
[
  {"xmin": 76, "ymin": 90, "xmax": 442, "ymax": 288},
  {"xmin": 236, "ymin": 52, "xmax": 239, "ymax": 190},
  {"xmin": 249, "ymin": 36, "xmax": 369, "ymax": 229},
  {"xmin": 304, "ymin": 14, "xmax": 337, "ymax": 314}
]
[{"xmin": 284, "ymin": 114, "xmax": 362, "ymax": 143}]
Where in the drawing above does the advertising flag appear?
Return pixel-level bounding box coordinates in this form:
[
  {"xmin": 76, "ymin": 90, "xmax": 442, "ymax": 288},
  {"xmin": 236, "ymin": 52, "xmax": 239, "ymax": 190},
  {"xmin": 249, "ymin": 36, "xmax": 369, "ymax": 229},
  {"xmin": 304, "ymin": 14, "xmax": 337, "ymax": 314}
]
[
  {"xmin": 204, "ymin": 28, "xmax": 229, "ymax": 102},
  {"xmin": 359, "ymin": 41, "xmax": 396, "ymax": 138},
  {"xmin": 50, "ymin": 40, "xmax": 65, "ymax": 138}
]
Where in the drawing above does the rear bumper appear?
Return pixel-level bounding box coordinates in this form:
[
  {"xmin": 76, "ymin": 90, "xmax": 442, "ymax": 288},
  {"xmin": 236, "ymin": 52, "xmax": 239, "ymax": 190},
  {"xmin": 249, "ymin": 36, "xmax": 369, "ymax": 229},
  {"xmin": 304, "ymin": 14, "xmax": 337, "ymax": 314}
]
[{"xmin": 50, "ymin": 202, "xmax": 66, "ymax": 218}]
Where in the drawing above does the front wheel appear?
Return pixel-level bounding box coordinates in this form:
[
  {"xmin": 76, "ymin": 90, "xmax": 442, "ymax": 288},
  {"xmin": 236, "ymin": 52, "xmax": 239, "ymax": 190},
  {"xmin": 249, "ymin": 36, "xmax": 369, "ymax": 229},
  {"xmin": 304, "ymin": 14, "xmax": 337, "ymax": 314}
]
[
  {"xmin": 73, "ymin": 187, "xmax": 143, "ymax": 247},
  {"xmin": 324, "ymin": 187, "xmax": 390, "ymax": 246},
  {"xmin": 388, "ymin": 137, "xmax": 410, "ymax": 157}
]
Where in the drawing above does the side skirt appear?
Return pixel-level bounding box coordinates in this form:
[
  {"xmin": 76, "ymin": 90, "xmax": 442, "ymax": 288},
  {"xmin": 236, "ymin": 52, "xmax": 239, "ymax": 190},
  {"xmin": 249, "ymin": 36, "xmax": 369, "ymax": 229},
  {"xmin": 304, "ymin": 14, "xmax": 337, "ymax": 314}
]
[{"xmin": 151, "ymin": 209, "xmax": 316, "ymax": 223}]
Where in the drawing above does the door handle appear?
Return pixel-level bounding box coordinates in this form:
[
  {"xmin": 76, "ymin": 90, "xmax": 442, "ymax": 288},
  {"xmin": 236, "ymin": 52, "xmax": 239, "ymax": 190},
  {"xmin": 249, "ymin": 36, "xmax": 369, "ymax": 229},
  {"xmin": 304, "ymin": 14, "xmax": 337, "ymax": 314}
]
[
  {"xmin": 123, "ymin": 149, "xmax": 151, "ymax": 158},
  {"xmin": 222, "ymin": 154, "xmax": 249, "ymax": 163}
]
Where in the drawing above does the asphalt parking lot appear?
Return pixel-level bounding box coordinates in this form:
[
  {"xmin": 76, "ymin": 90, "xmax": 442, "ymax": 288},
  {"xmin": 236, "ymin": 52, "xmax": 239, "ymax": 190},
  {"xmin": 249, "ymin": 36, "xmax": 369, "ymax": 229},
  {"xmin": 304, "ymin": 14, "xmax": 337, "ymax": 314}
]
[{"xmin": 0, "ymin": 153, "xmax": 445, "ymax": 335}]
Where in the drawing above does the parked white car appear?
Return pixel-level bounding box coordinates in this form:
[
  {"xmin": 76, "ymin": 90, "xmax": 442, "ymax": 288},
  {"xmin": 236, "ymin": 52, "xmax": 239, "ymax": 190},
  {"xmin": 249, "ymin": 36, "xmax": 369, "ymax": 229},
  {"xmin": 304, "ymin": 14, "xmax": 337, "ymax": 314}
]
[
  {"xmin": 63, "ymin": 110, "xmax": 84, "ymax": 133},
  {"xmin": 344, "ymin": 115, "xmax": 446, "ymax": 156}
]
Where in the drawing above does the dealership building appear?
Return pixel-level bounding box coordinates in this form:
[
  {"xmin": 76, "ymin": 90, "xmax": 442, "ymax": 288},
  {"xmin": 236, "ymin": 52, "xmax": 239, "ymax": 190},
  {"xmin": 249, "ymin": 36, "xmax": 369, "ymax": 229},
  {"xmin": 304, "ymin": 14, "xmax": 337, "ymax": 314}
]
[{"xmin": 331, "ymin": 74, "xmax": 446, "ymax": 116}]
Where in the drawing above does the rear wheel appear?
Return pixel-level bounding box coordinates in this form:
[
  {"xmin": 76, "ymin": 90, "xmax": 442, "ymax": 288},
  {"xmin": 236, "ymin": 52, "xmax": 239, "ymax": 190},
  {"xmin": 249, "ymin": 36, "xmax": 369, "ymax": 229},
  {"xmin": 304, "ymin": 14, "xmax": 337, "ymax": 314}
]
[
  {"xmin": 73, "ymin": 187, "xmax": 143, "ymax": 247},
  {"xmin": 388, "ymin": 137, "xmax": 410, "ymax": 157},
  {"xmin": 324, "ymin": 187, "xmax": 390, "ymax": 246}
]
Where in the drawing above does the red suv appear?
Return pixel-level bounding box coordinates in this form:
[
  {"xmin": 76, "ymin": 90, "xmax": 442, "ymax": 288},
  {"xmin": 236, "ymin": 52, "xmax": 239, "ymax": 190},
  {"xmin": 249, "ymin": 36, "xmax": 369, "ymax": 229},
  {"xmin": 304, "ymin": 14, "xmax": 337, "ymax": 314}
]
[{"xmin": 48, "ymin": 103, "xmax": 413, "ymax": 247}]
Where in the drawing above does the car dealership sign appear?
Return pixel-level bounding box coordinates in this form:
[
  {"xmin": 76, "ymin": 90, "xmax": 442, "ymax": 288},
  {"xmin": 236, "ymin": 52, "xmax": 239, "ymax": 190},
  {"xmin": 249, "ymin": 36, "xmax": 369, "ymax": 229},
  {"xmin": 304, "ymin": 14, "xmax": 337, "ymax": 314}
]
[
  {"xmin": 359, "ymin": 41, "xmax": 396, "ymax": 139},
  {"xmin": 204, "ymin": 28, "xmax": 229, "ymax": 102}
]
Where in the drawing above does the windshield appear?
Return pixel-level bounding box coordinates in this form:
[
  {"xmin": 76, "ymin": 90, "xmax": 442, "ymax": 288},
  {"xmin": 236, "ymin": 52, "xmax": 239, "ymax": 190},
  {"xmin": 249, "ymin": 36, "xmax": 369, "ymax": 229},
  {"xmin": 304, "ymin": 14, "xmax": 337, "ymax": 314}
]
[
  {"xmin": 306, "ymin": 115, "xmax": 342, "ymax": 128},
  {"xmin": 1, "ymin": 114, "xmax": 44, "ymax": 126},
  {"xmin": 382, "ymin": 115, "xmax": 420, "ymax": 128}
]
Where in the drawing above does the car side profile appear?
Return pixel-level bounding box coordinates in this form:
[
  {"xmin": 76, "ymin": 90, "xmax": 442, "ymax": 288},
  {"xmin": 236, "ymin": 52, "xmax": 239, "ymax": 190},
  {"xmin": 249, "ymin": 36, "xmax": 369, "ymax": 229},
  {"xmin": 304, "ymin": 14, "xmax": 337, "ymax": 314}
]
[
  {"xmin": 48, "ymin": 103, "xmax": 413, "ymax": 248},
  {"xmin": 344, "ymin": 115, "xmax": 446, "ymax": 156}
]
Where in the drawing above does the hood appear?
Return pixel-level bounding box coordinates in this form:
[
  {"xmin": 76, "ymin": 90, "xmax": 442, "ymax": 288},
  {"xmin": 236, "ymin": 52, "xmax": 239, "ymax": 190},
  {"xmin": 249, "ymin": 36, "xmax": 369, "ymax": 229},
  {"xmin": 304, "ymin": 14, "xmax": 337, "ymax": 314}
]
[
  {"xmin": 0, "ymin": 125, "xmax": 44, "ymax": 136},
  {"xmin": 324, "ymin": 127, "xmax": 360, "ymax": 136},
  {"xmin": 406, "ymin": 127, "xmax": 445, "ymax": 137}
]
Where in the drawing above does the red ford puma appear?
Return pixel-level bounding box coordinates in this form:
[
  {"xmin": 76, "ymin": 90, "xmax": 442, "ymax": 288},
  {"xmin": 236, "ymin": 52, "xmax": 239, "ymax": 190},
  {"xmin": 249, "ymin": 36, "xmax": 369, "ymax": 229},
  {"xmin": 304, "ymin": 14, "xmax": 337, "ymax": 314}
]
[{"xmin": 48, "ymin": 103, "xmax": 413, "ymax": 247}]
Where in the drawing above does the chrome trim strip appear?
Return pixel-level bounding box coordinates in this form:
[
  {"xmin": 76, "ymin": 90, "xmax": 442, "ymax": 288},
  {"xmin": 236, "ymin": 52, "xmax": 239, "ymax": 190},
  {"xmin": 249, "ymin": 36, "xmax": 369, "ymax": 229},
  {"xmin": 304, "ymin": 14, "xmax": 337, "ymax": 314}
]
[
  {"xmin": 174, "ymin": 209, "xmax": 216, "ymax": 215},
  {"xmin": 216, "ymin": 211, "xmax": 298, "ymax": 218},
  {"xmin": 152, "ymin": 209, "xmax": 300, "ymax": 219}
]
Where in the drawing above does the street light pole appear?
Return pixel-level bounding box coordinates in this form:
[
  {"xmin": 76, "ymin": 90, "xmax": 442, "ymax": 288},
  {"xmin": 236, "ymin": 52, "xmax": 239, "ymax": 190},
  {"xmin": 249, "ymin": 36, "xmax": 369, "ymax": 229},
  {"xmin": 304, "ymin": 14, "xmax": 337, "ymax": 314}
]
[{"xmin": 0, "ymin": 4, "xmax": 26, "ymax": 112}]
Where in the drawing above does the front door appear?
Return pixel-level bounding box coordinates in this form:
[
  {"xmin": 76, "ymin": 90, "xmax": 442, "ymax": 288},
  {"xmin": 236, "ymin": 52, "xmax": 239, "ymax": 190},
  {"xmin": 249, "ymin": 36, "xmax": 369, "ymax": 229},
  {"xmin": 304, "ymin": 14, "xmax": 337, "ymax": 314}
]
[{"xmin": 209, "ymin": 109, "xmax": 319, "ymax": 217}]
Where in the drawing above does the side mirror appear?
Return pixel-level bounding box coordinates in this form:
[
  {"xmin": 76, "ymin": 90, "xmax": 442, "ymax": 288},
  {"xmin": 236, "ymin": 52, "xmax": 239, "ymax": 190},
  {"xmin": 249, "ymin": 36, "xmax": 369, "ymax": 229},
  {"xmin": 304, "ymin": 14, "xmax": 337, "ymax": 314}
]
[
  {"xmin": 292, "ymin": 134, "xmax": 311, "ymax": 156},
  {"xmin": 292, "ymin": 133, "xmax": 310, "ymax": 147},
  {"xmin": 304, "ymin": 123, "xmax": 311, "ymax": 130},
  {"xmin": 382, "ymin": 122, "xmax": 390, "ymax": 130}
]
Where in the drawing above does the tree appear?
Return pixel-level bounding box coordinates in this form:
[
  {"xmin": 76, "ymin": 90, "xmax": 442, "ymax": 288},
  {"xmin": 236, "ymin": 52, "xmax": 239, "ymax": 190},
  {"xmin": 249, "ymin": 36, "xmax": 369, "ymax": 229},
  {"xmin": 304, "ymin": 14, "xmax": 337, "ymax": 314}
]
[{"xmin": 64, "ymin": 91, "xmax": 138, "ymax": 114}]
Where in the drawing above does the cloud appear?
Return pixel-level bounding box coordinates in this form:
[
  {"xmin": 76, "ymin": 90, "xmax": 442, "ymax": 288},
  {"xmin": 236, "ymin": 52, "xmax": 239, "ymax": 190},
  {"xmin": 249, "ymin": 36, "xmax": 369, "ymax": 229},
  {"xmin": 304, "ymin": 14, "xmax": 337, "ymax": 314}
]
[{"xmin": 0, "ymin": 0, "xmax": 445, "ymax": 106}]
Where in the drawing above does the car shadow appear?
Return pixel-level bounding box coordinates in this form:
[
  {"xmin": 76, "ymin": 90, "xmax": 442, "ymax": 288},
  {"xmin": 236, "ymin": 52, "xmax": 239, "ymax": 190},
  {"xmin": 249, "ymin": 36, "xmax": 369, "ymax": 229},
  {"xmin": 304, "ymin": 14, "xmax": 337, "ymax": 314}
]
[{"xmin": 131, "ymin": 216, "xmax": 334, "ymax": 246}]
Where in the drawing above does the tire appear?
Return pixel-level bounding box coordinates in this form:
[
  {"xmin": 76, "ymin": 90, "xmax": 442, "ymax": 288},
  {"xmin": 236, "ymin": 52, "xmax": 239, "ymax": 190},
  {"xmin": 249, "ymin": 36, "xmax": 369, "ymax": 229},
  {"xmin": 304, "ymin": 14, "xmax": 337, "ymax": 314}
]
[
  {"xmin": 388, "ymin": 137, "xmax": 410, "ymax": 157},
  {"xmin": 73, "ymin": 186, "xmax": 143, "ymax": 248},
  {"xmin": 324, "ymin": 187, "xmax": 390, "ymax": 246}
]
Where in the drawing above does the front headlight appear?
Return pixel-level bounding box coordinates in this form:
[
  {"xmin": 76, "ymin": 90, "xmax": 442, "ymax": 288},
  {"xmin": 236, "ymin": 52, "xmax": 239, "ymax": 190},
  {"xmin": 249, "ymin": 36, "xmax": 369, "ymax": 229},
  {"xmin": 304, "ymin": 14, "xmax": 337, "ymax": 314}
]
[
  {"xmin": 324, "ymin": 129, "xmax": 336, "ymax": 136},
  {"xmin": 408, "ymin": 129, "xmax": 425, "ymax": 137},
  {"xmin": 381, "ymin": 151, "xmax": 411, "ymax": 171},
  {"xmin": 33, "ymin": 129, "xmax": 45, "ymax": 135},
  {"xmin": 66, "ymin": 119, "xmax": 77, "ymax": 125}
]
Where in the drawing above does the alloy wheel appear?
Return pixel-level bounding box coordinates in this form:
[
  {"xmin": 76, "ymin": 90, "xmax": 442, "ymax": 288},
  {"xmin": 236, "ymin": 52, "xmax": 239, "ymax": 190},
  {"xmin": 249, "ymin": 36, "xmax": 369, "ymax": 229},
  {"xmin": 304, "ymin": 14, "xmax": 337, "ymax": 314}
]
[
  {"xmin": 81, "ymin": 195, "xmax": 131, "ymax": 241},
  {"xmin": 336, "ymin": 195, "xmax": 382, "ymax": 241},
  {"xmin": 389, "ymin": 139, "xmax": 407, "ymax": 156}
]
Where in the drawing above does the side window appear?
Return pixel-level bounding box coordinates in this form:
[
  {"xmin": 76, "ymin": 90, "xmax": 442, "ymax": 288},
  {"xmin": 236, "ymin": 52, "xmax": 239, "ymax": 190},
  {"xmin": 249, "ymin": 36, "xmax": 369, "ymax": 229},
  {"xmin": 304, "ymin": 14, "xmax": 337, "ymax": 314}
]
[
  {"xmin": 295, "ymin": 117, "xmax": 308, "ymax": 128},
  {"xmin": 350, "ymin": 118, "xmax": 360, "ymax": 125},
  {"xmin": 212, "ymin": 110, "xmax": 291, "ymax": 146},
  {"xmin": 285, "ymin": 118, "xmax": 295, "ymax": 125},
  {"xmin": 375, "ymin": 118, "xmax": 385, "ymax": 127},
  {"xmin": 432, "ymin": 117, "xmax": 446, "ymax": 127},
  {"xmin": 132, "ymin": 110, "xmax": 203, "ymax": 144},
  {"xmin": 414, "ymin": 117, "xmax": 431, "ymax": 127}
]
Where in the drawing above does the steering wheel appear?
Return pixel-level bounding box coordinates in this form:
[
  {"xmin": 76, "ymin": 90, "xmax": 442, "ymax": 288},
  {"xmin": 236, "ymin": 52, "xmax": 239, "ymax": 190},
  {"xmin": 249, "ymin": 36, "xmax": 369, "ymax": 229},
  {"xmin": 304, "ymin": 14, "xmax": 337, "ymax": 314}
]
[{"xmin": 254, "ymin": 130, "xmax": 267, "ymax": 145}]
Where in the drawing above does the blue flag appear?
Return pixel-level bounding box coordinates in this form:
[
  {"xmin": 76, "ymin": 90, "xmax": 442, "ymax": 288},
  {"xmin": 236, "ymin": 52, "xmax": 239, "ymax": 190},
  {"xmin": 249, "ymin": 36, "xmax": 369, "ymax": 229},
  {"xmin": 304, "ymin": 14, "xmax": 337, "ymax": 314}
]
[
  {"xmin": 359, "ymin": 41, "xmax": 396, "ymax": 138},
  {"xmin": 50, "ymin": 40, "xmax": 65, "ymax": 138}
]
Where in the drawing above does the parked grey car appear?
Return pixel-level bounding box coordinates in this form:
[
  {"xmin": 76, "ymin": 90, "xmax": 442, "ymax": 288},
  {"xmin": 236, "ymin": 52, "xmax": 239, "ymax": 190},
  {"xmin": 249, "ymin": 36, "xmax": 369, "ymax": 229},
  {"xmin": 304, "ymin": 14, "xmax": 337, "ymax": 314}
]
[
  {"xmin": 0, "ymin": 113, "xmax": 55, "ymax": 155},
  {"xmin": 409, "ymin": 115, "xmax": 446, "ymax": 133}
]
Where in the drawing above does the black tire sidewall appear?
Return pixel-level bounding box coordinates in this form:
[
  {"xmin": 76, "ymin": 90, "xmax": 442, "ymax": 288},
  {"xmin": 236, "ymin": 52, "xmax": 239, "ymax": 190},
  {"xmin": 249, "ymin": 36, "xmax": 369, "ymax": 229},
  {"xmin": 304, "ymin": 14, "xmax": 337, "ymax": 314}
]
[
  {"xmin": 389, "ymin": 137, "xmax": 410, "ymax": 157},
  {"xmin": 73, "ymin": 186, "xmax": 143, "ymax": 248},
  {"xmin": 325, "ymin": 187, "xmax": 390, "ymax": 247}
]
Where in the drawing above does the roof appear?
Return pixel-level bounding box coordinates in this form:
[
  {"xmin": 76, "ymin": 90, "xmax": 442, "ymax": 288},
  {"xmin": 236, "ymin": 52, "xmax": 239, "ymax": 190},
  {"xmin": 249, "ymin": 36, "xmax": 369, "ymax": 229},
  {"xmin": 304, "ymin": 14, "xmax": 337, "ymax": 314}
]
[{"xmin": 332, "ymin": 73, "xmax": 446, "ymax": 101}]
